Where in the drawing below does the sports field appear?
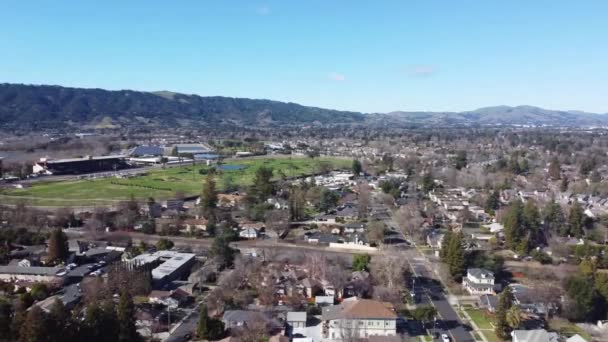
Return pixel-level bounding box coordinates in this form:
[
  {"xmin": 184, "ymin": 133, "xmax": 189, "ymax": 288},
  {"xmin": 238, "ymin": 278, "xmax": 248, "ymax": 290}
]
[{"xmin": 1, "ymin": 157, "xmax": 351, "ymax": 207}]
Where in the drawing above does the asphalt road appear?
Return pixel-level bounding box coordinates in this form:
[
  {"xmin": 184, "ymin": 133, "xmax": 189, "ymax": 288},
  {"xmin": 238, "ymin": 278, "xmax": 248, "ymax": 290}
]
[
  {"xmin": 165, "ymin": 309, "xmax": 199, "ymax": 342},
  {"xmin": 127, "ymin": 232, "xmax": 377, "ymax": 256},
  {"xmin": 402, "ymin": 247, "xmax": 474, "ymax": 342}
]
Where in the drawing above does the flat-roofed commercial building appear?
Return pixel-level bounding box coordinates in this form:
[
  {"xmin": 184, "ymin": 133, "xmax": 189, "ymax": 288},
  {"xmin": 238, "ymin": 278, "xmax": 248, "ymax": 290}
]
[
  {"xmin": 130, "ymin": 251, "xmax": 196, "ymax": 287},
  {"xmin": 33, "ymin": 155, "xmax": 128, "ymax": 175}
]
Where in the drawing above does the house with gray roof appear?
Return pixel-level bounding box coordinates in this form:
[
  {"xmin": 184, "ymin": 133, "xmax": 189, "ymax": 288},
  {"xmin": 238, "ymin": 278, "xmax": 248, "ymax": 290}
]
[
  {"xmin": 511, "ymin": 329, "xmax": 560, "ymax": 342},
  {"xmin": 222, "ymin": 310, "xmax": 282, "ymax": 332},
  {"xmin": 286, "ymin": 311, "xmax": 307, "ymax": 329}
]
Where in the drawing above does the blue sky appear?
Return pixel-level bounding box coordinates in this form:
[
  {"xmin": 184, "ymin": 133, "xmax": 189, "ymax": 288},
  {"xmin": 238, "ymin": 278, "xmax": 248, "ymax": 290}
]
[{"xmin": 1, "ymin": 1, "xmax": 607, "ymax": 113}]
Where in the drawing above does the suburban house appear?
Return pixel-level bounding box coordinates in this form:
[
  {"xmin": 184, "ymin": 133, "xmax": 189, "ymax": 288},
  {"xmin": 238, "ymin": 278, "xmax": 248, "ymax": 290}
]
[
  {"xmin": 286, "ymin": 311, "xmax": 307, "ymax": 329},
  {"xmin": 183, "ymin": 218, "xmax": 208, "ymax": 233},
  {"xmin": 239, "ymin": 227, "xmax": 259, "ymax": 239},
  {"xmin": 321, "ymin": 297, "xmax": 397, "ymax": 340},
  {"xmin": 0, "ymin": 266, "xmax": 65, "ymax": 283},
  {"xmin": 426, "ymin": 230, "xmax": 445, "ymax": 249},
  {"xmin": 344, "ymin": 223, "xmax": 366, "ymax": 234},
  {"xmin": 222, "ymin": 310, "xmax": 281, "ymax": 331},
  {"xmin": 305, "ymin": 232, "xmax": 341, "ymax": 244},
  {"xmin": 511, "ymin": 329, "xmax": 560, "ymax": 342},
  {"xmin": 462, "ymin": 268, "xmax": 497, "ymax": 295}
]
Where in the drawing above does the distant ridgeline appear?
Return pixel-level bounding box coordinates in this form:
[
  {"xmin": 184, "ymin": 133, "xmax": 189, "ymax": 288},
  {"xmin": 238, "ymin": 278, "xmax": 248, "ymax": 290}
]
[
  {"xmin": 1, "ymin": 83, "xmax": 607, "ymax": 131},
  {"xmin": 0, "ymin": 83, "xmax": 365, "ymax": 130}
]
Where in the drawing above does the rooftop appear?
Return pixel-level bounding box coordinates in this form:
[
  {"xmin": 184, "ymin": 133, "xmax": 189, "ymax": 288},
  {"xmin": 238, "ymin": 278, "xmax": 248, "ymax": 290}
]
[
  {"xmin": 44, "ymin": 155, "xmax": 126, "ymax": 164},
  {"xmin": 130, "ymin": 251, "xmax": 196, "ymax": 280},
  {"xmin": 0, "ymin": 266, "xmax": 64, "ymax": 276},
  {"xmin": 321, "ymin": 298, "xmax": 397, "ymax": 321},
  {"xmin": 512, "ymin": 329, "xmax": 560, "ymax": 342}
]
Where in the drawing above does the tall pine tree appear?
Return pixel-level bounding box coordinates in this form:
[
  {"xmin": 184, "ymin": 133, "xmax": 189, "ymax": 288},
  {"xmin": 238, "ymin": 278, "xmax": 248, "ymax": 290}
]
[
  {"xmin": 200, "ymin": 173, "xmax": 218, "ymax": 218},
  {"xmin": 544, "ymin": 198, "xmax": 566, "ymax": 236},
  {"xmin": 47, "ymin": 228, "xmax": 69, "ymax": 263},
  {"xmin": 117, "ymin": 290, "xmax": 140, "ymax": 342},
  {"xmin": 19, "ymin": 306, "xmax": 50, "ymax": 342},
  {"xmin": 494, "ymin": 287, "xmax": 514, "ymax": 340},
  {"xmin": 197, "ymin": 304, "xmax": 209, "ymax": 339},
  {"xmin": 503, "ymin": 200, "xmax": 524, "ymax": 250},
  {"xmin": 445, "ymin": 232, "xmax": 466, "ymax": 281},
  {"xmin": 568, "ymin": 202, "xmax": 585, "ymax": 238}
]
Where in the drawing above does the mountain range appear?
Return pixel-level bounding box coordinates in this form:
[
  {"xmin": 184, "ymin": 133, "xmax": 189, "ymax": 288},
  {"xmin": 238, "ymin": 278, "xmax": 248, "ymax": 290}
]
[{"xmin": 0, "ymin": 83, "xmax": 606, "ymax": 129}]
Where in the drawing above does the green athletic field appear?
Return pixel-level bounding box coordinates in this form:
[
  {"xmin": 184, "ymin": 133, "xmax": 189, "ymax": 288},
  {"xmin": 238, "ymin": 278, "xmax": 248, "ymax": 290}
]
[{"xmin": 0, "ymin": 157, "xmax": 351, "ymax": 207}]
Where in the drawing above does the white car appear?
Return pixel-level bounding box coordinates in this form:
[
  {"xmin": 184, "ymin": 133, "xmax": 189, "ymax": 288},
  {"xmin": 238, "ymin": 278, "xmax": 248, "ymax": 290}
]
[{"xmin": 441, "ymin": 334, "xmax": 450, "ymax": 342}]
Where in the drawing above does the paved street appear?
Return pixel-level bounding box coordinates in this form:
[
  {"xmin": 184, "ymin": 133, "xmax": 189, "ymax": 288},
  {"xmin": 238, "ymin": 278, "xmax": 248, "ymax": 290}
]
[
  {"xmin": 402, "ymin": 247, "xmax": 475, "ymax": 342},
  {"xmin": 165, "ymin": 309, "xmax": 199, "ymax": 342}
]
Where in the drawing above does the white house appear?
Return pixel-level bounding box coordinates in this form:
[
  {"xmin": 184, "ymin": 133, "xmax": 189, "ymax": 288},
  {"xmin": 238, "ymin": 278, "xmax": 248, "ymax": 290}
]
[
  {"xmin": 462, "ymin": 268, "xmax": 496, "ymax": 295},
  {"xmin": 321, "ymin": 297, "xmax": 397, "ymax": 340},
  {"xmin": 239, "ymin": 227, "xmax": 259, "ymax": 239}
]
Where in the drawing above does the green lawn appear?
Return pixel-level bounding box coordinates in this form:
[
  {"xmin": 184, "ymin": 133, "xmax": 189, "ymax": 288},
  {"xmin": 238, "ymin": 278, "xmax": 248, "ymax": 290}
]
[
  {"xmin": 464, "ymin": 308, "xmax": 494, "ymax": 330},
  {"xmin": 481, "ymin": 331, "xmax": 502, "ymax": 342},
  {"xmin": 1, "ymin": 157, "xmax": 351, "ymax": 206}
]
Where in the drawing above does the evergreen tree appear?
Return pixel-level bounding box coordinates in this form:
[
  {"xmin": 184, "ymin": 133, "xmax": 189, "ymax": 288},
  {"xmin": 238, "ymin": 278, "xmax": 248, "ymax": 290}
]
[
  {"xmin": 506, "ymin": 306, "xmax": 521, "ymax": 329},
  {"xmin": 47, "ymin": 299, "xmax": 70, "ymax": 342},
  {"xmin": 210, "ymin": 234, "xmax": 236, "ymax": 269},
  {"xmin": 544, "ymin": 199, "xmax": 566, "ymax": 236},
  {"xmin": 250, "ymin": 166, "xmax": 274, "ymax": 202},
  {"xmin": 117, "ymin": 290, "xmax": 140, "ymax": 342},
  {"xmin": 484, "ymin": 190, "xmax": 500, "ymax": 215},
  {"xmin": 196, "ymin": 304, "xmax": 224, "ymax": 340},
  {"xmin": 494, "ymin": 287, "xmax": 514, "ymax": 340},
  {"xmin": 47, "ymin": 228, "xmax": 69, "ymax": 263},
  {"xmin": 11, "ymin": 296, "xmax": 28, "ymax": 341},
  {"xmin": 548, "ymin": 157, "xmax": 561, "ymax": 180},
  {"xmin": 421, "ymin": 172, "xmax": 435, "ymax": 193},
  {"xmin": 19, "ymin": 306, "xmax": 50, "ymax": 342},
  {"xmin": 564, "ymin": 275, "xmax": 603, "ymax": 321},
  {"xmin": 352, "ymin": 254, "xmax": 371, "ymax": 272},
  {"xmin": 560, "ymin": 177, "xmax": 569, "ymax": 192},
  {"xmin": 155, "ymin": 238, "xmax": 174, "ymax": 251},
  {"xmin": 446, "ymin": 232, "xmax": 466, "ymax": 281},
  {"xmin": 288, "ymin": 187, "xmax": 306, "ymax": 221},
  {"xmin": 439, "ymin": 231, "xmax": 453, "ymax": 261},
  {"xmin": 523, "ymin": 201, "xmax": 540, "ymax": 245},
  {"xmin": 83, "ymin": 301, "xmax": 119, "ymax": 342},
  {"xmin": 509, "ymin": 154, "xmax": 521, "ymax": 174},
  {"xmin": 200, "ymin": 173, "xmax": 218, "ymax": 217},
  {"xmin": 352, "ymin": 159, "xmax": 362, "ymax": 176},
  {"xmin": 197, "ymin": 304, "xmax": 209, "ymax": 339},
  {"xmin": 454, "ymin": 150, "xmax": 468, "ymax": 170},
  {"xmin": 0, "ymin": 299, "xmax": 11, "ymax": 342},
  {"xmin": 503, "ymin": 200, "xmax": 524, "ymax": 250},
  {"xmin": 569, "ymin": 202, "xmax": 585, "ymax": 238}
]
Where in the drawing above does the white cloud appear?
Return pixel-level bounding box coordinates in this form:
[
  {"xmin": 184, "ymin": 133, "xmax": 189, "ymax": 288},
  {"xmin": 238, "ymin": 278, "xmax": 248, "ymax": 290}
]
[
  {"xmin": 328, "ymin": 72, "xmax": 346, "ymax": 82},
  {"xmin": 409, "ymin": 65, "xmax": 437, "ymax": 77},
  {"xmin": 256, "ymin": 5, "xmax": 271, "ymax": 15}
]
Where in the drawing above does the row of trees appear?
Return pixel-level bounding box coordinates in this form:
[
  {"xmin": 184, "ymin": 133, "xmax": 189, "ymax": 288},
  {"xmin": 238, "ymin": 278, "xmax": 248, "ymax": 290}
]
[
  {"xmin": 502, "ymin": 199, "xmax": 589, "ymax": 255},
  {"xmin": 0, "ymin": 291, "xmax": 141, "ymax": 342}
]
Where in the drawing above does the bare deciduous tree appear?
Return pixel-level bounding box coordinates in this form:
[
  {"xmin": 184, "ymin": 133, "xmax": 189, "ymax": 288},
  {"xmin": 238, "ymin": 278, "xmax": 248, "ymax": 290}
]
[
  {"xmin": 370, "ymin": 252, "xmax": 407, "ymax": 290},
  {"xmin": 357, "ymin": 182, "xmax": 371, "ymax": 219},
  {"xmin": 395, "ymin": 202, "xmax": 425, "ymax": 240}
]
